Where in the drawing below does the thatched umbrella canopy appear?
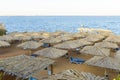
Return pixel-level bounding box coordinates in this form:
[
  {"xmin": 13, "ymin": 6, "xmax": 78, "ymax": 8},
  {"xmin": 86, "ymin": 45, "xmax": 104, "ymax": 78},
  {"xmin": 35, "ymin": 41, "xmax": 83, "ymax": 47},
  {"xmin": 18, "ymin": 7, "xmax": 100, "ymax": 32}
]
[
  {"xmin": 94, "ymin": 41, "xmax": 119, "ymax": 49},
  {"xmin": 53, "ymin": 41, "xmax": 81, "ymax": 49},
  {"xmin": 72, "ymin": 33, "xmax": 87, "ymax": 39},
  {"xmin": 114, "ymin": 50, "xmax": 120, "ymax": 60},
  {"xmin": 80, "ymin": 46, "xmax": 110, "ymax": 56},
  {"xmin": 0, "ymin": 55, "xmax": 54, "ymax": 79},
  {"xmin": 72, "ymin": 39, "xmax": 93, "ymax": 47},
  {"xmin": 85, "ymin": 56, "xmax": 120, "ymax": 70},
  {"xmin": 94, "ymin": 29, "xmax": 114, "ymax": 37},
  {"xmin": 50, "ymin": 31, "xmax": 67, "ymax": 37},
  {"xmin": 0, "ymin": 35, "xmax": 13, "ymax": 42},
  {"xmin": 0, "ymin": 40, "xmax": 10, "ymax": 47},
  {"xmin": 82, "ymin": 34, "xmax": 105, "ymax": 42},
  {"xmin": 56, "ymin": 35, "xmax": 74, "ymax": 41},
  {"xmin": 77, "ymin": 28, "xmax": 113, "ymax": 37},
  {"xmin": 13, "ymin": 33, "xmax": 31, "ymax": 41},
  {"xmin": 42, "ymin": 37, "xmax": 62, "ymax": 44},
  {"xmin": 104, "ymin": 35, "xmax": 120, "ymax": 43},
  {"xmin": 17, "ymin": 41, "xmax": 43, "ymax": 49},
  {"xmin": 34, "ymin": 47, "xmax": 68, "ymax": 59},
  {"xmin": 30, "ymin": 32, "xmax": 50, "ymax": 40},
  {"xmin": 47, "ymin": 69, "xmax": 104, "ymax": 80}
]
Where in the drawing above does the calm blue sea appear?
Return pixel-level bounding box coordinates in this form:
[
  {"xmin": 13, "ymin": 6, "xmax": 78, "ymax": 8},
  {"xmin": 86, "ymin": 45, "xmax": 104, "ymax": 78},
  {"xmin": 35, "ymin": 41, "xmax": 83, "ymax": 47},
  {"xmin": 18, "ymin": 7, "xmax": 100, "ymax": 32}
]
[{"xmin": 0, "ymin": 16, "xmax": 120, "ymax": 34}]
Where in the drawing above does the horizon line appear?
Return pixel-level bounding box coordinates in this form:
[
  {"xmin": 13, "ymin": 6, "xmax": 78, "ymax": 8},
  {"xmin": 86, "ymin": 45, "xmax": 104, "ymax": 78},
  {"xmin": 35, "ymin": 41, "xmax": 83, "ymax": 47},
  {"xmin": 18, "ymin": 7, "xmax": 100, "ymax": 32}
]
[{"xmin": 0, "ymin": 15, "xmax": 120, "ymax": 16}]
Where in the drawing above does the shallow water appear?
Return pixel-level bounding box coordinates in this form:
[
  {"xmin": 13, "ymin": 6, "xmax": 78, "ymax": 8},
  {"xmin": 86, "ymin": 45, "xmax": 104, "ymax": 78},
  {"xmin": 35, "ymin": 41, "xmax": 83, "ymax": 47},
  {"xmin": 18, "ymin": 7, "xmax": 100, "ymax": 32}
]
[{"xmin": 0, "ymin": 16, "xmax": 120, "ymax": 34}]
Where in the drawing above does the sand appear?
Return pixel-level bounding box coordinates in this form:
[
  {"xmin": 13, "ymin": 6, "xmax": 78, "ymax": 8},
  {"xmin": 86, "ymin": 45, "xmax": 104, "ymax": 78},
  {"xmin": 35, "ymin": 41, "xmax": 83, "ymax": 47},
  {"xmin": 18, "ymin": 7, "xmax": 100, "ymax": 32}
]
[{"xmin": 0, "ymin": 42, "xmax": 119, "ymax": 80}]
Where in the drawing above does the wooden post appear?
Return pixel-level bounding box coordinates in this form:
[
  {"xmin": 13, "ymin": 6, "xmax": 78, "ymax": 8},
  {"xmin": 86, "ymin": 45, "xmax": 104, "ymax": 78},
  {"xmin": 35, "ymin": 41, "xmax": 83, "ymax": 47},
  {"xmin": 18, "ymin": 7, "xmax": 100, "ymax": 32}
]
[
  {"xmin": 47, "ymin": 64, "xmax": 53, "ymax": 75},
  {"xmin": 28, "ymin": 50, "xmax": 32, "ymax": 55}
]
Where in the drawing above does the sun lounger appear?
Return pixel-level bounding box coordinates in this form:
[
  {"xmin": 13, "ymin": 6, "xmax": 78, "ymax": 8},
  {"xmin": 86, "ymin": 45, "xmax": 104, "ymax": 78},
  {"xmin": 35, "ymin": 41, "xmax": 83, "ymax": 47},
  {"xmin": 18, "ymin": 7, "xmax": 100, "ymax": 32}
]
[
  {"xmin": 30, "ymin": 54, "xmax": 38, "ymax": 57},
  {"xmin": 114, "ymin": 48, "xmax": 120, "ymax": 51},
  {"xmin": 30, "ymin": 77, "xmax": 38, "ymax": 80},
  {"xmin": 43, "ymin": 43, "xmax": 50, "ymax": 47},
  {"xmin": 70, "ymin": 57, "xmax": 85, "ymax": 64}
]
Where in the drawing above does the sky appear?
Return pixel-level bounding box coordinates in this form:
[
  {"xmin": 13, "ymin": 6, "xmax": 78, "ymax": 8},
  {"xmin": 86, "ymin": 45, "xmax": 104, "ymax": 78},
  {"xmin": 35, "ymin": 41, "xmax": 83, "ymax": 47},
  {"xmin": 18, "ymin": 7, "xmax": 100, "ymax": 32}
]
[{"xmin": 0, "ymin": 0, "xmax": 120, "ymax": 16}]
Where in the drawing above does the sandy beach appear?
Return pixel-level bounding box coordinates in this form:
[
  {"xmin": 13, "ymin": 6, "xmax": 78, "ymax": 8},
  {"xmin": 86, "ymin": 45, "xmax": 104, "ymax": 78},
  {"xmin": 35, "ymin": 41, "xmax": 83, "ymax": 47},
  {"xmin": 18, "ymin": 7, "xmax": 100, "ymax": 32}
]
[
  {"xmin": 0, "ymin": 27, "xmax": 120, "ymax": 80},
  {"xmin": 0, "ymin": 40, "xmax": 119, "ymax": 80}
]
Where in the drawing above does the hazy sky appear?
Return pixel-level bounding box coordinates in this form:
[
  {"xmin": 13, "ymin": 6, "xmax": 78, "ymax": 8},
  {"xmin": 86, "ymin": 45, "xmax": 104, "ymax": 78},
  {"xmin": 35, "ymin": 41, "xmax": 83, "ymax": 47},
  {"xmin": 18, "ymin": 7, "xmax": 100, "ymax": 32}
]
[{"xmin": 0, "ymin": 0, "xmax": 120, "ymax": 15}]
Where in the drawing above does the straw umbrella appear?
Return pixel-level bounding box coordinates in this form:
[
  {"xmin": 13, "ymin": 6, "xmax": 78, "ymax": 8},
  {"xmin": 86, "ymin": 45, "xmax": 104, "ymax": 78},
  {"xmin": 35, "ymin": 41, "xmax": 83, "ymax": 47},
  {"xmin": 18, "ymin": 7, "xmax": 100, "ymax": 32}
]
[
  {"xmin": 114, "ymin": 50, "xmax": 120, "ymax": 61},
  {"xmin": 33, "ymin": 47, "xmax": 68, "ymax": 59},
  {"xmin": 17, "ymin": 41, "xmax": 43, "ymax": 49},
  {"xmin": 12, "ymin": 33, "xmax": 32, "ymax": 42},
  {"xmin": 82, "ymin": 34, "xmax": 105, "ymax": 42},
  {"xmin": 47, "ymin": 69, "xmax": 104, "ymax": 80},
  {"xmin": 42, "ymin": 37, "xmax": 62, "ymax": 44},
  {"xmin": 85, "ymin": 56, "xmax": 120, "ymax": 70},
  {"xmin": 72, "ymin": 33, "xmax": 87, "ymax": 39},
  {"xmin": 104, "ymin": 35, "xmax": 120, "ymax": 43},
  {"xmin": 94, "ymin": 41, "xmax": 119, "ymax": 49},
  {"xmin": 50, "ymin": 31, "xmax": 67, "ymax": 37},
  {"xmin": 77, "ymin": 28, "xmax": 113, "ymax": 37},
  {"xmin": 72, "ymin": 39, "xmax": 93, "ymax": 47},
  {"xmin": 17, "ymin": 41, "xmax": 43, "ymax": 54},
  {"xmin": 0, "ymin": 35, "xmax": 13, "ymax": 42},
  {"xmin": 0, "ymin": 40, "xmax": 10, "ymax": 47},
  {"xmin": 80, "ymin": 46, "xmax": 110, "ymax": 56},
  {"xmin": 0, "ymin": 55, "xmax": 54, "ymax": 79},
  {"xmin": 56, "ymin": 35, "xmax": 74, "ymax": 42},
  {"xmin": 94, "ymin": 29, "xmax": 114, "ymax": 37},
  {"xmin": 30, "ymin": 32, "xmax": 49, "ymax": 40},
  {"xmin": 53, "ymin": 40, "xmax": 81, "ymax": 49}
]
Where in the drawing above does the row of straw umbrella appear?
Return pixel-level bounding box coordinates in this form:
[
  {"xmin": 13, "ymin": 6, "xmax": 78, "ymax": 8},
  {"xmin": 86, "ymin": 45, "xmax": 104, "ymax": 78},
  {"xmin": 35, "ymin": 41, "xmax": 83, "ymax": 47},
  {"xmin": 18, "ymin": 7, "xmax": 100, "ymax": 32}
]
[{"xmin": 46, "ymin": 69, "xmax": 105, "ymax": 80}]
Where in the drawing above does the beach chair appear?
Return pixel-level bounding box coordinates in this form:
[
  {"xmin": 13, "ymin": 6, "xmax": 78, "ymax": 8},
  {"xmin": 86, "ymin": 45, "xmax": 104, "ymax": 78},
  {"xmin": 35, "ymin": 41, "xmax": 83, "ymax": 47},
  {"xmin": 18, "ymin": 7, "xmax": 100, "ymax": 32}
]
[
  {"xmin": 30, "ymin": 54, "xmax": 38, "ymax": 57},
  {"xmin": 30, "ymin": 77, "xmax": 38, "ymax": 80},
  {"xmin": 43, "ymin": 43, "xmax": 50, "ymax": 47},
  {"xmin": 114, "ymin": 48, "xmax": 120, "ymax": 51},
  {"xmin": 69, "ymin": 57, "xmax": 85, "ymax": 64}
]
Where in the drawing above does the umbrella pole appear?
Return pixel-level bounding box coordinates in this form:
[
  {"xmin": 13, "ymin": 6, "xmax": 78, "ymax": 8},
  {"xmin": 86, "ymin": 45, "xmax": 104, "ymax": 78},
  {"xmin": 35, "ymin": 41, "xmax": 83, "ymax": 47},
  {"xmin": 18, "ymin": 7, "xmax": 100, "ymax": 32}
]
[
  {"xmin": 104, "ymin": 69, "xmax": 109, "ymax": 80},
  {"xmin": 47, "ymin": 64, "xmax": 53, "ymax": 75},
  {"xmin": 28, "ymin": 50, "xmax": 32, "ymax": 55}
]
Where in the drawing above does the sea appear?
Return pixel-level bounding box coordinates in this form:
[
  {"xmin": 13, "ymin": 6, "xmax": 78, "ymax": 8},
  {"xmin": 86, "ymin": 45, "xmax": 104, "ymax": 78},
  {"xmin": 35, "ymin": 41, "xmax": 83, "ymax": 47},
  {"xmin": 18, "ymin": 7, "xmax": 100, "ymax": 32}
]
[{"xmin": 0, "ymin": 16, "xmax": 120, "ymax": 35}]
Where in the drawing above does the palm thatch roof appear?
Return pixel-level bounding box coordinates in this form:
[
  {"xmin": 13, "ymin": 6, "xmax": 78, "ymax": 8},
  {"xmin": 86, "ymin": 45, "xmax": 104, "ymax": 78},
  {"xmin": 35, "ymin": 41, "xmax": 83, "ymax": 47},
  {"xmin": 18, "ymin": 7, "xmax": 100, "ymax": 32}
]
[
  {"xmin": 114, "ymin": 50, "xmax": 120, "ymax": 61},
  {"xmin": 80, "ymin": 46, "xmax": 110, "ymax": 56},
  {"xmin": 53, "ymin": 41, "xmax": 81, "ymax": 49},
  {"xmin": 30, "ymin": 32, "xmax": 50, "ymax": 39},
  {"xmin": 34, "ymin": 47, "xmax": 68, "ymax": 59},
  {"xmin": 72, "ymin": 33, "xmax": 87, "ymax": 38},
  {"xmin": 13, "ymin": 33, "xmax": 31, "ymax": 41},
  {"xmin": 46, "ymin": 69, "xmax": 104, "ymax": 80},
  {"xmin": 82, "ymin": 34, "xmax": 105, "ymax": 42},
  {"xmin": 0, "ymin": 40, "xmax": 10, "ymax": 47},
  {"xmin": 72, "ymin": 39, "xmax": 93, "ymax": 47},
  {"xmin": 104, "ymin": 35, "xmax": 120, "ymax": 43},
  {"xmin": 42, "ymin": 37, "xmax": 62, "ymax": 44},
  {"xmin": 17, "ymin": 41, "xmax": 43, "ymax": 49},
  {"xmin": 77, "ymin": 28, "xmax": 113, "ymax": 37},
  {"xmin": 94, "ymin": 41, "xmax": 119, "ymax": 49},
  {"xmin": 0, "ymin": 55, "xmax": 54, "ymax": 79},
  {"xmin": 85, "ymin": 56, "xmax": 120, "ymax": 70},
  {"xmin": 56, "ymin": 35, "xmax": 74, "ymax": 41},
  {"xmin": 94, "ymin": 29, "xmax": 114, "ymax": 37},
  {"xmin": 0, "ymin": 35, "xmax": 13, "ymax": 42},
  {"xmin": 50, "ymin": 31, "xmax": 67, "ymax": 37}
]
